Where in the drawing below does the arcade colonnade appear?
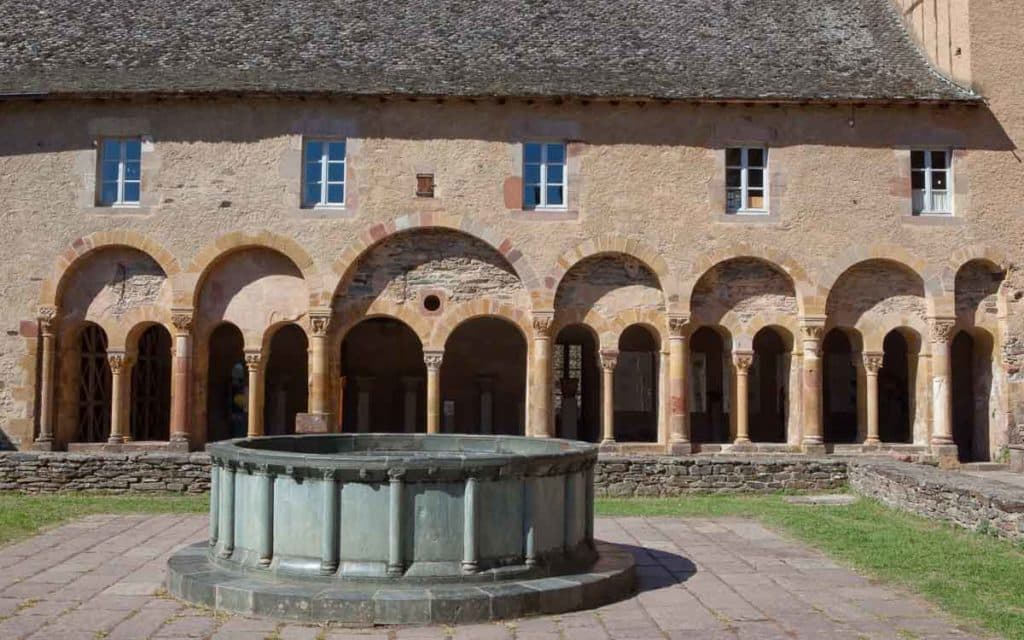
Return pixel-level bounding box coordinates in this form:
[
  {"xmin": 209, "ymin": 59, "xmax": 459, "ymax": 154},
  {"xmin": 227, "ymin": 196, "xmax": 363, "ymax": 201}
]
[{"xmin": 28, "ymin": 224, "xmax": 1010, "ymax": 461}]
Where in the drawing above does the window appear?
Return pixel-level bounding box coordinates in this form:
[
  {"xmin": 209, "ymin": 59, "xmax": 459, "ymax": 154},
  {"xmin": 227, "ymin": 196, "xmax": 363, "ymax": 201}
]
[
  {"xmin": 911, "ymin": 150, "xmax": 951, "ymax": 215},
  {"xmin": 523, "ymin": 142, "xmax": 566, "ymax": 209},
  {"xmin": 98, "ymin": 138, "xmax": 142, "ymax": 206},
  {"xmin": 725, "ymin": 147, "xmax": 768, "ymax": 214},
  {"xmin": 303, "ymin": 140, "xmax": 346, "ymax": 207}
]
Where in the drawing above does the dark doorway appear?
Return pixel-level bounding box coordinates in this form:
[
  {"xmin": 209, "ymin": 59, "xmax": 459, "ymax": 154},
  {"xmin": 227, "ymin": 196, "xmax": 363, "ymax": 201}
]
[
  {"xmin": 554, "ymin": 324, "xmax": 600, "ymax": 442},
  {"xmin": 263, "ymin": 324, "xmax": 308, "ymax": 435},
  {"xmin": 690, "ymin": 327, "xmax": 729, "ymax": 443},
  {"xmin": 341, "ymin": 318, "xmax": 425, "ymax": 433},
  {"xmin": 130, "ymin": 325, "xmax": 171, "ymax": 441},
  {"xmin": 77, "ymin": 324, "xmax": 111, "ymax": 442},
  {"xmin": 749, "ymin": 328, "xmax": 787, "ymax": 442},
  {"xmin": 207, "ymin": 323, "xmax": 246, "ymax": 442},
  {"xmin": 952, "ymin": 330, "xmax": 993, "ymax": 462},
  {"xmin": 442, "ymin": 317, "xmax": 526, "ymax": 435},
  {"xmin": 879, "ymin": 330, "xmax": 912, "ymax": 443},
  {"xmin": 614, "ymin": 325, "xmax": 660, "ymax": 442},
  {"xmin": 823, "ymin": 329, "xmax": 858, "ymax": 443}
]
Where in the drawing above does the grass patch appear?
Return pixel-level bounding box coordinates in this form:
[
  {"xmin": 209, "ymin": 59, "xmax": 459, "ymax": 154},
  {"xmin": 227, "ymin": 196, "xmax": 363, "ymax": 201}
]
[
  {"xmin": 0, "ymin": 492, "xmax": 207, "ymax": 548},
  {"xmin": 597, "ymin": 495, "xmax": 1024, "ymax": 639}
]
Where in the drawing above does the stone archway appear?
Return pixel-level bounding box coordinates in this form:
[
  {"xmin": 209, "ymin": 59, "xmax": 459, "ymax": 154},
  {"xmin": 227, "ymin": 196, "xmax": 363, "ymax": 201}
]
[
  {"xmin": 441, "ymin": 317, "xmax": 527, "ymax": 435},
  {"xmin": 823, "ymin": 329, "xmax": 860, "ymax": 444},
  {"xmin": 749, "ymin": 327, "xmax": 790, "ymax": 443},
  {"xmin": 879, "ymin": 330, "xmax": 915, "ymax": 444},
  {"xmin": 951, "ymin": 329, "xmax": 995, "ymax": 462},
  {"xmin": 690, "ymin": 327, "xmax": 730, "ymax": 444},
  {"xmin": 554, "ymin": 324, "xmax": 600, "ymax": 442},
  {"xmin": 130, "ymin": 324, "xmax": 172, "ymax": 441},
  {"xmin": 76, "ymin": 324, "xmax": 112, "ymax": 443},
  {"xmin": 263, "ymin": 324, "xmax": 308, "ymax": 436},
  {"xmin": 206, "ymin": 323, "xmax": 246, "ymax": 442},
  {"xmin": 615, "ymin": 325, "xmax": 660, "ymax": 443}
]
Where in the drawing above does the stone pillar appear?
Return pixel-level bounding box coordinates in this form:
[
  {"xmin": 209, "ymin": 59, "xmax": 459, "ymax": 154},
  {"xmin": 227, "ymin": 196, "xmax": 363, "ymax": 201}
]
[
  {"xmin": 401, "ymin": 377, "xmax": 420, "ymax": 433},
  {"xmin": 800, "ymin": 319, "xmax": 826, "ymax": 454},
  {"xmin": 600, "ymin": 350, "xmax": 618, "ymax": 445},
  {"xmin": 732, "ymin": 351, "xmax": 753, "ymax": 446},
  {"xmin": 668, "ymin": 316, "xmax": 691, "ymax": 454},
  {"xmin": 256, "ymin": 465, "xmax": 275, "ymax": 567},
  {"xmin": 107, "ymin": 351, "xmax": 132, "ymax": 444},
  {"xmin": 169, "ymin": 309, "xmax": 193, "ymax": 447},
  {"xmin": 245, "ymin": 351, "xmax": 263, "ymax": 437},
  {"xmin": 320, "ymin": 469, "xmax": 339, "ymax": 575},
  {"xmin": 863, "ymin": 352, "xmax": 883, "ymax": 447},
  {"xmin": 309, "ymin": 311, "xmax": 332, "ymax": 417},
  {"xmin": 530, "ymin": 313, "xmax": 554, "ymax": 438},
  {"xmin": 478, "ymin": 376, "xmax": 494, "ymax": 435},
  {"xmin": 34, "ymin": 306, "xmax": 58, "ymax": 450},
  {"xmin": 462, "ymin": 475, "xmax": 479, "ymax": 574},
  {"xmin": 424, "ymin": 350, "xmax": 443, "ymax": 434},
  {"xmin": 387, "ymin": 469, "xmax": 405, "ymax": 576},
  {"xmin": 928, "ymin": 318, "xmax": 958, "ymax": 460}
]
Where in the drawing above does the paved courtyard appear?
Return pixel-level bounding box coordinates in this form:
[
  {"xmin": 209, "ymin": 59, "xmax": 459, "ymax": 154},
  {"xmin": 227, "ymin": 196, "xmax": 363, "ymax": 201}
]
[{"xmin": 0, "ymin": 514, "xmax": 981, "ymax": 640}]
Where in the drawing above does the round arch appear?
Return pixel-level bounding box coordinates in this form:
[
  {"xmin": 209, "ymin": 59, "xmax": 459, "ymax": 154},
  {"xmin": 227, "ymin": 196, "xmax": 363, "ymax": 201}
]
[
  {"xmin": 427, "ymin": 300, "xmax": 531, "ymax": 351},
  {"xmin": 547, "ymin": 235, "xmax": 674, "ymax": 311},
  {"xmin": 821, "ymin": 244, "xmax": 938, "ymax": 316}
]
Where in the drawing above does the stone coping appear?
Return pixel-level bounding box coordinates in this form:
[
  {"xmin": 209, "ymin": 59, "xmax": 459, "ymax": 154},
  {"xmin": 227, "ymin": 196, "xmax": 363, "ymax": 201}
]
[
  {"xmin": 207, "ymin": 434, "xmax": 598, "ymax": 482},
  {"xmin": 167, "ymin": 540, "xmax": 636, "ymax": 624},
  {"xmin": 852, "ymin": 460, "xmax": 1024, "ymax": 513}
]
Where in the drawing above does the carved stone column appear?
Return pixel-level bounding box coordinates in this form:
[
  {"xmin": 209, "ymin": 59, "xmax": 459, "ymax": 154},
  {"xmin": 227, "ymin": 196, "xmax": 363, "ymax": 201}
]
[
  {"xmin": 667, "ymin": 316, "xmax": 691, "ymax": 453},
  {"xmin": 863, "ymin": 352, "xmax": 883, "ymax": 447},
  {"xmin": 107, "ymin": 351, "xmax": 132, "ymax": 444},
  {"xmin": 34, "ymin": 306, "xmax": 58, "ymax": 450},
  {"xmin": 599, "ymin": 350, "xmax": 618, "ymax": 445},
  {"xmin": 800, "ymin": 319, "xmax": 826, "ymax": 454},
  {"xmin": 928, "ymin": 318, "xmax": 958, "ymax": 459},
  {"xmin": 169, "ymin": 309, "xmax": 193, "ymax": 447},
  {"xmin": 309, "ymin": 311, "xmax": 332, "ymax": 416},
  {"xmin": 530, "ymin": 312, "xmax": 554, "ymax": 438},
  {"xmin": 732, "ymin": 351, "xmax": 754, "ymax": 446},
  {"xmin": 424, "ymin": 350, "xmax": 443, "ymax": 434},
  {"xmin": 245, "ymin": 351, "xmax": 263, "ymax": 437}
]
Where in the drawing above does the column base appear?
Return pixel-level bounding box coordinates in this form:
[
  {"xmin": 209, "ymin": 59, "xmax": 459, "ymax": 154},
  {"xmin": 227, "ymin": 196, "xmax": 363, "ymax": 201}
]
[
  {"xmin": 295, "ymin": 412, "xmax": 335, "ymax": 434},
  {"xmin": 107, "ymin": 435, "xmax": 125, "ymax": 445},
  {"xmin": 860, "ymin": 441, "xmax": 882, "ymax": 453},
  {"xmin": 931, "ymin": 443, "xmax": 960, "ymax": 468},
  {"xmin": 666, "ymin": 440, "xmax": 693, "ymax": 455},
  {"xmin": 32, "ymin": 439, "xmax": 55, "ymax": 451},
  {"xmin": 730, "ymin": 440, "xmax": 755, "ymax": 453},
  {"xmin": 801, "ymin": 442, "xmax": 827, "ymax": 456},
  {"xmin": 168, "ymin": 435, "xmax": 190, "ymax": 452}
]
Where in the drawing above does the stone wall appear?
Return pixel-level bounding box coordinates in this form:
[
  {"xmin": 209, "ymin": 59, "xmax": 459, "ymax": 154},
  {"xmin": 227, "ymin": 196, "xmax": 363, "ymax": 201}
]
[
  {"xmin": 0, "ymin": 451, "xmax": 211, "ymax": 493},
  {"xmin": 595, "ymin": 456, "xmax": 848, "ymax": 496},
  {"xmin": 849, "ymin": 461, "xmax": 1024, "ymax": 541}
]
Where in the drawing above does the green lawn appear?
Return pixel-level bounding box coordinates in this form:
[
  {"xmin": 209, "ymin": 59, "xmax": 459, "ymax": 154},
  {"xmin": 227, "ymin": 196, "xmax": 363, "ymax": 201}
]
[
  {"xmin": 597, "ymin": 495, "xmax": 1024, "ymax": 640},
  {"xmin": 0, "ymin": 493, "xmax": 207, "ymax": 547},
  {"xmin": 0, "ymin": 492, "xmax": 1020, "ymax": 638}
]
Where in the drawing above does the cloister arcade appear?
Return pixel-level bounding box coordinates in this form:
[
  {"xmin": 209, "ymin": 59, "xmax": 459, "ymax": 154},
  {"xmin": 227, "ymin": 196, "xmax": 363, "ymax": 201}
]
[{"xmin": 29, "ymin": 225, "xmax": 1011, "ymax": 462}]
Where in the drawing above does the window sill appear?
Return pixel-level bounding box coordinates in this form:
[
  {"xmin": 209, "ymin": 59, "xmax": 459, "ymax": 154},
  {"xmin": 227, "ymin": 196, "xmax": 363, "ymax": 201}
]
[
  {"xmin": 725, "ymin": 209, "xmax": 770, "ymax": 216},
  {"xmin": 513, "ymin": 208, "xmax": 578, "ymax": 221},
  {"xmin": 903, "ymin": 213, "xmax": 962, "ymax": 226},
  {"xmin": 88, "ymin": 204, "xmax": 149, "ymax": 215}
]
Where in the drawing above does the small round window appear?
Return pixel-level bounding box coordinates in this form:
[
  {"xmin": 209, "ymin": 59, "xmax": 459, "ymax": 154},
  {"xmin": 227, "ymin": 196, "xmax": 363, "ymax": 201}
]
[{"xmin": 423, "ymin": 295, "xmax": 442, "ymax": 312}]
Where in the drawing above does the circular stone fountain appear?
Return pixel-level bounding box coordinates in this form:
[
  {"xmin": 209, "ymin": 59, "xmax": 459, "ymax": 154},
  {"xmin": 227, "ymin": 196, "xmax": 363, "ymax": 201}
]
[{"xmin": 166, "ymin": 434, "xmax": 635, "ymax": 624}]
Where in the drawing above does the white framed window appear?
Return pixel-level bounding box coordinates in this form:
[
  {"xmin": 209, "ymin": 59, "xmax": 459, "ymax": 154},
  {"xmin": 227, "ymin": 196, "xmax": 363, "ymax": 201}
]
[
  {"xmin": 523, "ymin": 142, "xmax": 566, "ymax": 209},
  {"xmin": 725, "ymin": 147, "xmax": 768, "ymax": 214},
  {"xmin": 98, "ymin": 138, "xmax": 142, "ymax": 206},
  {"xmin": 911, "ymin": 150, "xmax": 951, "ymax": 215},
  {"xmin": 303, "ymin": 139, "xmax": 346, "ymax": 208}
]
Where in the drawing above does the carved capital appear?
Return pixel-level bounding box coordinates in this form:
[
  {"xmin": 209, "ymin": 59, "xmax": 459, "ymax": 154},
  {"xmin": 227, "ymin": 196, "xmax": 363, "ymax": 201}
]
[
  {"xmin": 928, "ymin": 318, "xmax": 956, "ymax": 344},
  {"xmin": 863, "ymin": 352, "xmax": 884, "ymax": 374},
  {"xmin": 244, "ymin": 351, "xmax": 262, "ymax": 372},
  {"xmin": 107, "ymin": 352, "xmax": 128, "ymax": 374},
  {"xmin": 310, "ymin": 312, "xmax": 332, "ymax": 337},
  {"xmin": 733, "ymin": 351, "xmax": 754, "ymax": 372},
  {"xmin": 668, "ymin": 315, "xmax": 688, "ymax": 338},
  {"xmin": 531, "ymin": 312, "xmax": 554, "ymax": 337},
  {"xmin": 599, "ymin": 350, "xmax": 618, "ymax": 371},
  {"xmin": 388, "ymin": 468, "xmax": 407, "ymax": 482},
  {"xmin": 799, "ymin": 324, "xmax": 825, "ymax": 343},
  {"xmin": 37, "ymin": 305, "xmax": 58, "ymax": 334},
  {"xmin": 423, "ymin": 351, "xmax": 444, "ymax": 371},
  {"xmin": 170, "ymin": 309, "xmax": 194, "ymax": 334}
]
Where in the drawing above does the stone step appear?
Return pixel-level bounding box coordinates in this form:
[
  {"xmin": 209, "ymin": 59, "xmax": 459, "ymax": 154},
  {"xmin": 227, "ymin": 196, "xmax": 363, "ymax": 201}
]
[{"xmin": 960, "ymin": 462, "xmax": 1009, "ymax": 472}]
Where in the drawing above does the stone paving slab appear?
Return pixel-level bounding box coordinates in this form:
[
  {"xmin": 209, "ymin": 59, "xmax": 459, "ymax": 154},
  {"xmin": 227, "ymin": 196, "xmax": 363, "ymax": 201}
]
[{"xmin": 0, "ymin": 514, "xmax": 986, "ymax": 639}]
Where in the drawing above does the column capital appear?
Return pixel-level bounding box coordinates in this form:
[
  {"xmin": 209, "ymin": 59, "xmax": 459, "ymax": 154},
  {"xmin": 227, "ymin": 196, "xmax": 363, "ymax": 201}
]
[
  {"xmin": 107, "ymin": 351, "xmax": 132, "ymax": 374},
  {"xmin": 531, "ymin": 312, "xmax": 554, "ymax": 337},
  {"xmin": 309, "ymin": 308, "xmax": 333, "ymax": 337},
  {"xmin": 732, "ymin": 350, "xmax": 754, "ymax": 372},
  {"xmin": 927, "ymin": 317, "xmax": 957, "ymax": 344},
  {"xmin": 798, "ymin": 317, "xmax": 826, "ymax": 341},
  {"xmin": 244, "ymin": 350, "xmax": 262, "ymax": 372},
  {"xmin": 37, "ymin": 305, "xmax": 58, "ymax": 334},
  {"xmin": 171, "ymin": 308, "xmax": 194, "ymax": 334},
  {"xmin": 423, "ymin": 350, "xmax": 444, "ymax": 371},
  {"xmin": 863, "ymin": 352, "xmax": 884, "ymax": 374},
  {"xmin": 599, "ymin": 350, "xmax": 618, "ymax": 371},
  {"xmin": 668, "ymin": 314, "xmax": 689, "ymax": 338}
]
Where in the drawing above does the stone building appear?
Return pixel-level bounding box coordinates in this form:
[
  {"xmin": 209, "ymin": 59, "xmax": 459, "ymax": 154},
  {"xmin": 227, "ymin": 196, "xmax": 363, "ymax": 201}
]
[{"xmin": 0, "ymin": 0, "xmax": 1021, "ymax": 463}]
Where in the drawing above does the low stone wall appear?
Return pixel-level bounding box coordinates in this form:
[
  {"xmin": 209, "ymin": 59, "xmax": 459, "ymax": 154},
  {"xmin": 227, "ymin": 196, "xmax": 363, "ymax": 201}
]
[
  {"xmin": 0, "ymin": 451, "xmax": 211, "ymax": 493},
  {"xmin": 849, "ymin": 461, "xmax": 1024, "ymax": 541},
  {"xmin": 595, "ymin": 456, "xmax": 849, "ymax": 496}
]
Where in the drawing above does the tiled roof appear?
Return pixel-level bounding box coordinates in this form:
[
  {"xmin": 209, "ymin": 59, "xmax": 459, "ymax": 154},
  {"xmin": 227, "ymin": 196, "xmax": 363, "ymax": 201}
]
[{"xmin": 0, "ymin": 0, "xmax": 978, "ymax": 102}]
